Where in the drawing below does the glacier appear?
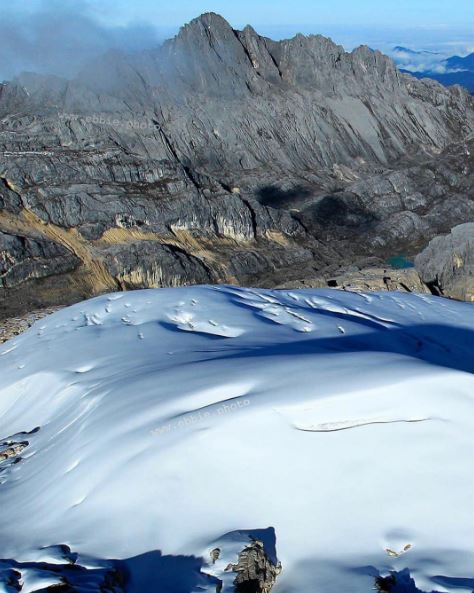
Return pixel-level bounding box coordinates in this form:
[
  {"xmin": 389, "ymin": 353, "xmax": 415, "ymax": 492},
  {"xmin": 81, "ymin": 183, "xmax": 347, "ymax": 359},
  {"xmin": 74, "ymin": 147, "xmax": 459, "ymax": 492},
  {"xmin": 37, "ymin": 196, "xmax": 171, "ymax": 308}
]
[{"xmin": 0, "ymin": 285, "xmax": 473, "ymax": 593}]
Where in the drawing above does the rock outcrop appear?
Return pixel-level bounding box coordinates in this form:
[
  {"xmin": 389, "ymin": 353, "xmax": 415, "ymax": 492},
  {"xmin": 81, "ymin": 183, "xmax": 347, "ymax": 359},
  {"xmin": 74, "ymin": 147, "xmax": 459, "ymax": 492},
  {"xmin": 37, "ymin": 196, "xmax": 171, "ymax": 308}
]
[
  {"xmin": 226, "ymin": 540, "xmax": 282, "ymax": 593},
  {"xmin": 0, "ymin": 306, "xmax": 62, "ymax": 343},
  {"xmin": 416, "ymin": 223, "xmax": 474, "ymax": 301},
  {"xmin": 278, "ymin": 266, "xmax": 430, "ymax": 294},
  {"xmin": 0, "ymin": 441, "xmax": 28, "ymax": 462},
  {"xmin": 0, "ymin": 430, "xmax": 37, "ymax": 484},
  {"xmin": 1, "ymin": 12, "xmax": 473, "ymax": 314}
]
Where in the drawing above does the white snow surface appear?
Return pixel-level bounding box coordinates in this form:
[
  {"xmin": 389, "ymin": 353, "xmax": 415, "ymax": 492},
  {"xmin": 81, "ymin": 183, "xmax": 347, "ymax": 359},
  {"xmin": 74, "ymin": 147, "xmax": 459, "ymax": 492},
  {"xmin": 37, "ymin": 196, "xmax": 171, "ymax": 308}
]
[{"xmin": 0, "ymin": 285, "xmax": 474, "ymax": 593}]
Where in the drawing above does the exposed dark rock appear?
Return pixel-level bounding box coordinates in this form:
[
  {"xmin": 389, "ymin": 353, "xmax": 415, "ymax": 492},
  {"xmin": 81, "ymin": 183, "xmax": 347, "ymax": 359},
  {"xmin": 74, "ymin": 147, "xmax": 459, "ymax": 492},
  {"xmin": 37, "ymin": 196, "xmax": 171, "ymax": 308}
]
[
  {"xmin": 225, "ymin": 540, "xmax": 282, "ymax": 593},
  {"xmin": 376, "ymin": 574, "xmax": 398, "ymax": 593},
  {"xmin": 0, "ymin": 568, "xmax": 22, "ymax": 592},
  {"xmin": 101, "ymin": 241, "xmax": 216, "ymax": 289},
  {"xmin": 0, "ymin": 441, "xmax": 28, "ymax": 462},
  {"xmin": 0, "ymin": 430, "xmax": 38, "ymax": 482},
  {"xmin": 375, "ymin": 569, "xmax": 435, "ymax": 593}
]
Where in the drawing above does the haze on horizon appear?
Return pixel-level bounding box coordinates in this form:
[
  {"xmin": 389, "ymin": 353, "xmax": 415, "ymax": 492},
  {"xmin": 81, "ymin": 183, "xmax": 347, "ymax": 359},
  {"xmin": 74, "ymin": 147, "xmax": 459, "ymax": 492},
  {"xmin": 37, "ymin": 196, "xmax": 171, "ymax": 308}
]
[{"xmin": 1, "ymin": 0, "xmax": 474, "ymax": 81}]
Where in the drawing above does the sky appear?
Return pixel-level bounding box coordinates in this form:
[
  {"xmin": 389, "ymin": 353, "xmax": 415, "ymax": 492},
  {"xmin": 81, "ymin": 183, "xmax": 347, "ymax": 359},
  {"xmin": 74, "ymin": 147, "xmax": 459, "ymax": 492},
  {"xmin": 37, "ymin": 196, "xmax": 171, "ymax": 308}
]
[
  {"xmin": 67, "ymin": 0, "xmax": 474, "ymax": 29},
  {"xmin": 1, "ymin": 0, "xmax": 474, "ymax": 81}
]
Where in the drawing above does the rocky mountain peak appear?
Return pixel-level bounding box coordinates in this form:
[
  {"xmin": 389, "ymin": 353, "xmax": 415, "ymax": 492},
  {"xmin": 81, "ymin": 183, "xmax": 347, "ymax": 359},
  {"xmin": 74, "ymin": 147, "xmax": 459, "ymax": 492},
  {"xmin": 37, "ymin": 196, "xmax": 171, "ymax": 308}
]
[
  {"xmin": 188, "ymin": 11, "xmax": 234, "ymax": 29},
  {"xmin": 159, "ymin": 13, "xmax": 261, "ymax": 97},
  {"xmin": 174, "ymin": 12, "xmax": 237, "ymax": 46}
]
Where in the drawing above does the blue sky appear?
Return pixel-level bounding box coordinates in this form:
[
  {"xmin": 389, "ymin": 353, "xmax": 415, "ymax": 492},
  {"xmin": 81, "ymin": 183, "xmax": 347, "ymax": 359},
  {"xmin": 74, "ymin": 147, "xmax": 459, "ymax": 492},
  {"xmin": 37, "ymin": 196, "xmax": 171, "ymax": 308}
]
[
  {"xmin": 11, "ymin": 0, "xmax": 474, "ymax": 30},
  {"xmin": 81, "ymin": 0, "xmax": 471, "ymax": 29},
  {"xmin": 87, "ymin": 0, "xmax": 474, "ymax": 29}
]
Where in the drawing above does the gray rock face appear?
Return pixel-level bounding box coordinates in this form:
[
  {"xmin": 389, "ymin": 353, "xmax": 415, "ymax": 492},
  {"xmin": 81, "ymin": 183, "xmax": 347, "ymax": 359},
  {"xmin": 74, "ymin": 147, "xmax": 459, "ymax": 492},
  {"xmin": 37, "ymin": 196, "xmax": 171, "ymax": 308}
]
[
  {"xmin": 296, "ymin": 140, "xmax": 474, "ymax": 257},
  {"xmin": 1, "ymin": 12, "xmax": 473, "ymax": 314},
  {"xmin": 415, "ymin": 223, "xmax": 474, "ymax": 301},
  {"xmin": 102, "ymin": 241, "xmax": 215, "ymax": 289}
]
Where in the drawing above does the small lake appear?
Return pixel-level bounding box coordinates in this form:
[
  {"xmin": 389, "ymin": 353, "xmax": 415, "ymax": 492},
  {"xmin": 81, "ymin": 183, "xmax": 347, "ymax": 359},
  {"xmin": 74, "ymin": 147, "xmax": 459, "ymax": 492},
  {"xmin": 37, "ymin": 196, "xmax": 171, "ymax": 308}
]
[{"xmin": 386, "ymin": 256, "xmax": 415, "ymax": 269}]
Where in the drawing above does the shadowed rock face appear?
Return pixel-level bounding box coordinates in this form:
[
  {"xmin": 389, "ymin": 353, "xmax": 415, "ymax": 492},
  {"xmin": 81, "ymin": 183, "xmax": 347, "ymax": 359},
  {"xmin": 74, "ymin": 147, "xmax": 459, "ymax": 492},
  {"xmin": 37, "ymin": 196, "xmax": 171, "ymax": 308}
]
[
  {"xmin": 1, "ymin": 12, "xmax": 474, "ymax": 315},
  {"xmin": 0, "ymin": 229, "xmax": 80, "ymax": 288}
]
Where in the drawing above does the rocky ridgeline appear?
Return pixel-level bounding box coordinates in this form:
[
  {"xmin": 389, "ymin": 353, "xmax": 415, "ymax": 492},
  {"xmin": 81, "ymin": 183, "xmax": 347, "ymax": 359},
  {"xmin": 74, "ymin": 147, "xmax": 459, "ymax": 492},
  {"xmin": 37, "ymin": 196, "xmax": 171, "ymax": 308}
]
[{"xmin": 1, "ymin": 12, "xmax": 473, "ymax": 315}]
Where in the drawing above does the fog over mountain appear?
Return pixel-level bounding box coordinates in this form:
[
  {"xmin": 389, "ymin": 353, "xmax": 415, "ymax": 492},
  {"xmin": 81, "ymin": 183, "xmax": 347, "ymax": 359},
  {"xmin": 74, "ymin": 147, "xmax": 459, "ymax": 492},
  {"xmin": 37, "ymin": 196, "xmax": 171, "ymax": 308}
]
[
  {"xmin": 2, "ymin": 1, "xmax": 474, "ymax": 83},
  {"xmin": 0, "ymin": 1, "xmax": 163, "ymax": 81}
]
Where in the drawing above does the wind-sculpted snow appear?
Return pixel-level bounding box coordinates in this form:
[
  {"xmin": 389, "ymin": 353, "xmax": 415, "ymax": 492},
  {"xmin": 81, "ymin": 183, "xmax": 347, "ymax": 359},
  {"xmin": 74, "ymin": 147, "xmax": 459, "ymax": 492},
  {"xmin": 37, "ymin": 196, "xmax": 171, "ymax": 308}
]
[{"xmin": 0, "ymin": 286, "xmax": 473, "ymax": 592}]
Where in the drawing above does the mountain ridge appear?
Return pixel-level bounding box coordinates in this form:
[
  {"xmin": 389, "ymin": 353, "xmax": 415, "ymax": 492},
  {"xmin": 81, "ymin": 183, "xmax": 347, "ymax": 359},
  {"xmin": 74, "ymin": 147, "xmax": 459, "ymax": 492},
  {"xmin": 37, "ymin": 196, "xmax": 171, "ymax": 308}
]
[{"xmin": 1, "ymin": 13, "xmax": 474, "ymax": 315}]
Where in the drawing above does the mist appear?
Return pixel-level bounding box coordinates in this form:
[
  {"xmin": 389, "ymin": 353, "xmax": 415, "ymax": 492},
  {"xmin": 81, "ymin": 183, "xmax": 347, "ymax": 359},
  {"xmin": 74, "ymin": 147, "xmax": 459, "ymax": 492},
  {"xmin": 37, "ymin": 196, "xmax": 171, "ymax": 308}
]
[{"xmin": 0, "ymin": 0, "xmax": 164, "ymax": 82}]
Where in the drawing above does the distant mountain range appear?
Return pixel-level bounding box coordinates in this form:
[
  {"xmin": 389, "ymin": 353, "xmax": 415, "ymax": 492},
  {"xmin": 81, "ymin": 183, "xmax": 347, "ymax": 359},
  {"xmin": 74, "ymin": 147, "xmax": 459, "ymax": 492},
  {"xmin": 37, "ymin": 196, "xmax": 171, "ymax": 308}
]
[
  {"xmin": 405, "ymin": 70, "xmax": 474, "ymax": 93},
  {"xmin": 392, "ymin": 46, "xmax": 441, "ymax": 61},
  {"xmin": 392, "ymin": 46, "xmax": 474, "ymax": 93},
  {"xmin": 446, "ymin": 52, "xmax": 474, "ymax": 71}
]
